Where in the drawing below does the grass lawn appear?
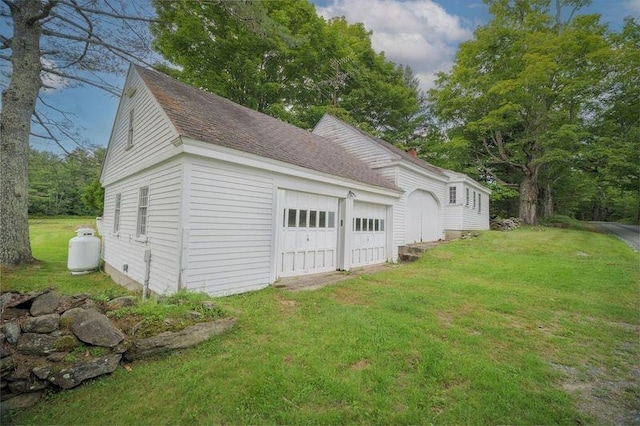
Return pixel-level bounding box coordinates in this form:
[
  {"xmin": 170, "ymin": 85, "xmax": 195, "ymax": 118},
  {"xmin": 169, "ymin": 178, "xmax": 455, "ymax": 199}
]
[{"xmin": 3, "ymin": 217, "xmax": 639, "ymax": 424}]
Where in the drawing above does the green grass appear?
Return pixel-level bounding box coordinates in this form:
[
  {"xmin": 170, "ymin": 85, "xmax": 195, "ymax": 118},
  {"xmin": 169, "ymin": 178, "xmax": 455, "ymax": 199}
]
[{"xmin": 4, "ymin": 218, "xmax": 639, "ymax": 424}]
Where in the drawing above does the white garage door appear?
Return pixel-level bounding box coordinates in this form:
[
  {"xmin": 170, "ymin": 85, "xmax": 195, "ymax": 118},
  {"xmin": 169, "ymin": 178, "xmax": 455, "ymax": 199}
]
[
  {"xmin": 406, "ymin": 190, "xmax": 440, "ymax": 243},
  {"xmin": 352, "ymin": 201, "xmax": 387, "ymax": 267},
  {"xmin": 280, "ymin": 191, "xmax": 339, "ymax": 277}
]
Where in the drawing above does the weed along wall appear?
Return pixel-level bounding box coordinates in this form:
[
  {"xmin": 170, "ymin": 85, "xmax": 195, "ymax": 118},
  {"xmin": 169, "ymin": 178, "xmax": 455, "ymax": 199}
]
[{"xmin": 0, "ymin": 289, "xmax": 235, "ymax": 412}]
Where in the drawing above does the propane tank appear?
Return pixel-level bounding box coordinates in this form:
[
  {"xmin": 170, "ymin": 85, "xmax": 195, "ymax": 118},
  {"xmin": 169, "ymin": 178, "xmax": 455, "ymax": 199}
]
[{"xmin": 67, "ymin": 228, "xmax": 101, "ymax": 275}]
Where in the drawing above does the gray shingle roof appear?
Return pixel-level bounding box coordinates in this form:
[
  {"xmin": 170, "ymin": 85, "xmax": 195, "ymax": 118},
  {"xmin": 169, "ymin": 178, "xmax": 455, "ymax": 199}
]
[{"xmin": 134, "ymin": 65, "xmax": 400, "ymax": 192}]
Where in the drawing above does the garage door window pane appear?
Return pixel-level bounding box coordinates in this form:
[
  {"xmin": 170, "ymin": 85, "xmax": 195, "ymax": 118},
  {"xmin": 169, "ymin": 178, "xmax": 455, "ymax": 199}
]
[
  {"xmin": 328, "ymin": 212, "xmax": 335, "ymax": 228},
  {"xmin": 309, "ymin": 210, "xmax": 317, "ymax": 228},
  {"xmin": 375, "ymin": 219, "xmax": 379, "ymax": 231},
  {"xmin": 299, "ymin": 210, "xmax": 307, "ymax": 227},
  {"xmin": 369, "ymin": 218, "xmax": 374, "ymax": 231},
  {"xmin": 319, "ymin": 211, "xmax": 326, "ymax": 227},
  {"xmin": 288, "ymin": 209, "xmax": 297, "ymax": 227},
  {"xmin": 380, "ymin": 219, "xmax": 385, "ymax": 231},
  {"xmin": 355, "ymin": 218, "xmax": 361, "ymax": 231}
]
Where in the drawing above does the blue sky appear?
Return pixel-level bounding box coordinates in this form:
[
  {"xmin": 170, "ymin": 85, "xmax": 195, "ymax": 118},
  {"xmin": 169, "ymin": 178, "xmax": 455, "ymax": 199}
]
[{"xmin": 18, "ymin": 0, "xmax": 639, "ymax": 154}]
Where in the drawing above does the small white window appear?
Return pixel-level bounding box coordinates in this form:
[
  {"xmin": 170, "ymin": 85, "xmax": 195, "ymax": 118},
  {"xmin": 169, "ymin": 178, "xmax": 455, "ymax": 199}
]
[
  {"xmin": 466, "ymin": 188, "xmax": 470, "ymax": 206},
  {"xmin": 473, "ymin": 191, "xmax": 476, "ymax": 209},
  {"xmin": 113, "ymin": 193, "xmax": 121, "ymax": 233},
  {"xmin": 127, "ymin": 109, "xmax": 135, "ymax": 149},
  {"xmin": 449, "ymin": 187, "xmax": 457, "ymax": 204},
  {"xmin": 136, "ymin": 186, "xmax": 149, "ymax": 237}
]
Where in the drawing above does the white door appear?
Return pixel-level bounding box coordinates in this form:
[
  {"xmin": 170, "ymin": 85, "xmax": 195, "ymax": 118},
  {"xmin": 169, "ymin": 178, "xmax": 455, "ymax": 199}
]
[
  {"xmin": 280, "ymin": 191, "xmax": 339, "ymax": 277},
  {"xmin": 405, "ymin": 190, "xmax": 440, "ymax": 243},
  {"xmin": 352, "ymin": 201, "xmax": 387, "ymax": 267}
]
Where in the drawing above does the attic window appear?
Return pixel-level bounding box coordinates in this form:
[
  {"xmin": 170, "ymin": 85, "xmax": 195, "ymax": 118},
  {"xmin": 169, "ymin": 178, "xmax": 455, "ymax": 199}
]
[
  {"xmin": 466, "ymin": 188, "xmax": 470, "ymax": 206},
  {"xmin": 449, "ymin": 187, "xmax": 457, "ymax": 204},
  {"xmin": 126, "ymin": 109, "xmax": 134, "ymax": 150}
]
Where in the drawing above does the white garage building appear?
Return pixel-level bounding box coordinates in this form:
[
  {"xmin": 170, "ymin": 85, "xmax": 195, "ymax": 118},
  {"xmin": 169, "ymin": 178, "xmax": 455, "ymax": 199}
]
[{"xmin": 100, "ymin": 65, "xmax": 490, "ymax": 297}]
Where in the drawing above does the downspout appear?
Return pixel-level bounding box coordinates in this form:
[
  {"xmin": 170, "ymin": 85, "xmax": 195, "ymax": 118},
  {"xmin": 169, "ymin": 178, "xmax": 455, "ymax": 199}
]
[{"xmin": 143, "ymin": 249, "xmax": 151, "ymax": 300}]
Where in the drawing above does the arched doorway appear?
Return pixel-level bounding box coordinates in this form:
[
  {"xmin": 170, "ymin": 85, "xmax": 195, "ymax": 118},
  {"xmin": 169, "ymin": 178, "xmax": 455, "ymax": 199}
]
[{"xmin": 405, "ymin": 190, "xmax": 440, "ymax": 243}]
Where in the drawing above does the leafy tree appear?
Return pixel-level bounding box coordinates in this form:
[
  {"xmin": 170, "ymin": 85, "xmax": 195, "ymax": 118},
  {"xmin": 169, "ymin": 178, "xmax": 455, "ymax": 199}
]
[
  {"xmin": 1, "ymin": 0, "xmax": 155, "ymax": 265},
  {"xmin": 151, "ymin": 0, "xmax": 424, "ymax": 143},
  {"xmin": 28, "ymin": 146, "xmax": 105, "ymax": 216},
  {"xmin": 428, "ymin": 0, "xmax": 612, "ymax": 224}
]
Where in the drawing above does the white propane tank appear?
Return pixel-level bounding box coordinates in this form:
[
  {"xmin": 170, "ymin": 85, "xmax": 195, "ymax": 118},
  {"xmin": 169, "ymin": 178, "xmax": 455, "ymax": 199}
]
[{"xmin": 67, "ymin": 228, "xmax": 101, "ymax": 275}]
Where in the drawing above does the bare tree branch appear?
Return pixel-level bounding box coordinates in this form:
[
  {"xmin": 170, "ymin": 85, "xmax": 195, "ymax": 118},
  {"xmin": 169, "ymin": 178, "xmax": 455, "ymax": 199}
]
[
  {"xmin": 32, "ymin": 111, "xmax": 73, "ymax": 155},
  {"xmin": 58, "ymin": 0, "xmax": 157, "ymax": 22},
  {"xmin": 41, "ymin": 28, "xmax": 155, "ymax": 68},
  {"xmin": 41, "ymin": 66, "xmax": 120, "ymax": 95}
]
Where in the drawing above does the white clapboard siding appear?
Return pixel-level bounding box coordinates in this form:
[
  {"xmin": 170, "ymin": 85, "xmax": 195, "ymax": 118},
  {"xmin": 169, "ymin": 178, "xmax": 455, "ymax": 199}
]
[
  {"xmin": 462, "ymin": 186, "xmax": 491, "ymax": 230},
  {"xmin": 313, "ymin": 115, "xmax": 394, "ymax": 166},
  {"xmin": 102, "ymin": 159, "xmax": 183, "ymax": 294},
  {"xmin": 185, "ymin": 159, "xmax": 274, "ymax": 296},
  {"xmin": 393, "ymin": 167, "xmax": 447, "ymax": 248},
  {"xmin": 443, "ymin": 183, "xmax": 463, "ymax": 231},
  {"xmin": 101, "ymin": 68, "xmax": 180, "ymax": 186}
]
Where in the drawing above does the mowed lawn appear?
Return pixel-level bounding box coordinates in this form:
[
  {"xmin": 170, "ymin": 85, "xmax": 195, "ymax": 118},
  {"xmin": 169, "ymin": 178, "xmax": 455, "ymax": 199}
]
[{"xmin": 3, "ymin": 218, "xmax": 639, "ymax": 425}]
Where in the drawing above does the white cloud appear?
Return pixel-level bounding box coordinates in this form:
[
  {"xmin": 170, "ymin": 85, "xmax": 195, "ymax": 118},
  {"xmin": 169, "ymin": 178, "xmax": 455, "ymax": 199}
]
[
  {"xmin": 316, "ymin": 0, "xmax": 473, "ymax": 90},
  {"xmin": 40, "ymin": 58, "xmax": 68, "ymax": 92},
  {"xmin": 624, "ymin": 0, "xmax": 640, "ymax": 15}
]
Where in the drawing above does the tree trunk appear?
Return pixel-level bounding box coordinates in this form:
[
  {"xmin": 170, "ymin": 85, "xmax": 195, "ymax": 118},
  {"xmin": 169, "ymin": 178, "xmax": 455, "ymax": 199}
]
[
  {"xmin": 542, "ymin": 182, "xmax": 554, "ymax": 219},
  {"xmin": 519, "ymin": 169, "xmax": 538, "ymax": 225},
  {"xmin": 0, "ymin": 1, "xmax": 44, "ymax": 265}
]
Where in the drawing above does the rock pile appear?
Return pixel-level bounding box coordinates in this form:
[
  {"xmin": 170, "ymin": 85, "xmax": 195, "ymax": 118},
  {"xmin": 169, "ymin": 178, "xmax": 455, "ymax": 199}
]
[
  {"xmin": 490, "ymin": 217, "xmax": 523, "ymax": 231},
  {"xmin": 1, "ymin": 290, "xmax": 235, "ymax": 412}
]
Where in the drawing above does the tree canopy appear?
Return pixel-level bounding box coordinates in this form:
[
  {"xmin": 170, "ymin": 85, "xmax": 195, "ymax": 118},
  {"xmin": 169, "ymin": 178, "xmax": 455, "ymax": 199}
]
[
  {"xmin": 152, "ymin": 0, "xmax": 425, "ymax": 143},
  {"xmin": 427, "ymin": 0, "xmax": 638, "ymax": 224}
]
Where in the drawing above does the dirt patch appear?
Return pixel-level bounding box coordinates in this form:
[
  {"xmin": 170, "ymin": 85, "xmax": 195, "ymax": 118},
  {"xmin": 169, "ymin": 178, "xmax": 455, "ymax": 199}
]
[
  {"xmin": 350, "ymin": 359, "xmax": 371, "ymax": 370},
  {"xmin": 551, "ymin": 363, "xmax": 640, "ymax": 424}
]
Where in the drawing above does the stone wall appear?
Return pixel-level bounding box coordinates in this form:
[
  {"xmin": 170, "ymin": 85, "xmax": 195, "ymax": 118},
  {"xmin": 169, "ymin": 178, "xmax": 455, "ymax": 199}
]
[{"xmin": 1, "ymin": 290, "xmax": 235, "ymax": 413}]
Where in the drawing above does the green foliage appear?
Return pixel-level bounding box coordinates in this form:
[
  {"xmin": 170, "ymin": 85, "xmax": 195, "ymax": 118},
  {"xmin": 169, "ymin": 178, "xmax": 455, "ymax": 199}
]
[
  {"xmin": 28, "ymin": 147, "xmax": 105, "ymax": 217},
  {"xmin": 151, "ymin": 0, "xmax": 424, "ymax": 143},
  {"xmin": 427, "ymin": 0, "xmax": 633, "ymax": 223},
  {"xmin": 8, "ymin": 221, "xmax": 639, "ymax": 425}
]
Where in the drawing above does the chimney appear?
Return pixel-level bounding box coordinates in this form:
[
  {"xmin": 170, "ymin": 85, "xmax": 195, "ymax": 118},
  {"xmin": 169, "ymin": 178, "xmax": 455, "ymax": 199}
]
[{"xmin": 408, "ymin": 147, "xmax": 418, "ymax": 158}]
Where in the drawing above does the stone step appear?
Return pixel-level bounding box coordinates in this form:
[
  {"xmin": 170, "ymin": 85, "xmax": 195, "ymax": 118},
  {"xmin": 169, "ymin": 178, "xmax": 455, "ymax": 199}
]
[{"xmin": 399, "ymin": 253, "xmax": 421, "ymax": 263}]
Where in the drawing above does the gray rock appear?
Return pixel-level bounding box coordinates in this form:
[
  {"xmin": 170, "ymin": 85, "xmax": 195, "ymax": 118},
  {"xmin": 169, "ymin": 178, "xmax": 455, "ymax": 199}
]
[
  {"xmin": 185, "ymin": 310, "xmax": 203, "ymax": 320},
  {"xmin": 0, "ymin": 344, "xmax": 10, "ymax": 359},
  {"xmin": 3, "ymin": 322, "xmax": 20, "ymax": 344},
  {"xmin": 21, "ymin": 313, "xmax": 60, "ymax": 333},
  {"xmin": 0, "ymin": 292, "xmax": 15, "ymax": 310},
  {"xmin": 32, "ymin": 365, "xmax": 52, "ymax": 380},
  {"xmin": 1, "ymin": 308, "xmax": 29, "ymax": 320},
  {"xmin": 105, "ymin": 296, "xmax": 137, "ymax": 311},
  {"xmin": 0, "ymin": 390, "xmax": 44, "ymax": 410},
  {"xmin": 46, "ymin": 352, "xmax": 68, "ymax": 362},
  {"xmin": 30, "ymin": 291, "xmax": 59, "ymax": 316},
  {"xmin": 0, "ymin": 356, "xmax": 16, "ymax": 377},
  {"xmin": 56, "ymin": 294, "xmax": 90, "ymax": 314},
  {"xmin": 60, "ymin": 307, "xmax": 85, "ymax": 323},
  {"xmin": 201, "ymin": 301, "xmax": 217, "ymax": 310},
  {"xmin": 8, "ymin": 378, "xmax": 47, "ymax": 394},
  {"xmin": 49, "ymin": 354, "xmax": 121, "ymax": 389},
  {"xmin": 16, "ymin": 333, "xmax": 58, "ymax": 355},
  {"xmin": 125, "ymin": 318, "xmax": 236, "ymax": 361},
  {"xmin": 1, "ymin": 290, "xmax": 47, "ymax": 310},
  {"xmin": 71, "ymin": 310, "xmax": 125, "ymax": 348}
]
